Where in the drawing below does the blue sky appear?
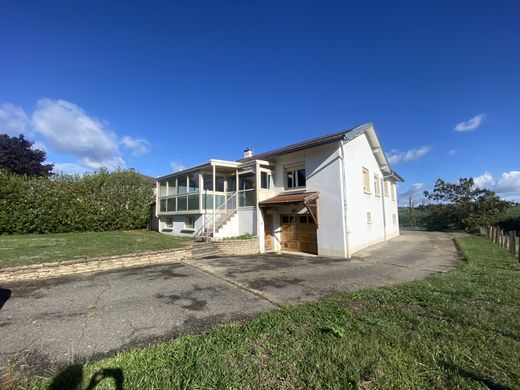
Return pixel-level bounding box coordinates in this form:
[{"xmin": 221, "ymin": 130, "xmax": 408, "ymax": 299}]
[{"xmin": 1, "ymin": 1, "xmax": 519, "ymax": 202}]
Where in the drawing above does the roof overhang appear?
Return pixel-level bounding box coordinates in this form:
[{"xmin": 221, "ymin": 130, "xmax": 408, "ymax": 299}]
[{"xmin": 260, "ymin": 191, "xmax": 320, "ymax": 226}]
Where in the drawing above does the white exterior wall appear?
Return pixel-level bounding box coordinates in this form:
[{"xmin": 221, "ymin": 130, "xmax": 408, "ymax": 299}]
[
  {"xmin": 270, "ymin": 143, "xmax": 347, "ymax": 257},
  {"xmin": 383, "ymin": 183, "xmax": 400, "ymax": 239},
  {"xmin": 342, "ymin": 134, "xmax": 399, "ymax": 255},
  {"xmin": 158, "ymin": 214, "xmax": 203, "ymax": 236}
]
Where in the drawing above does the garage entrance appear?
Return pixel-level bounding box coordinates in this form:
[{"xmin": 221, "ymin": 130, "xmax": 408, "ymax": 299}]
[{"xmin": 280, "ymin": 214, "xmax": 318, "ymax": 254}]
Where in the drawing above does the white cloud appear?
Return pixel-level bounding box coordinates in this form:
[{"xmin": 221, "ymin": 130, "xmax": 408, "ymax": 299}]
[
  {"xmin": 398, "ymin": 183, "xmax": 430, "ymax": 206},
  {"xmin": 0, "ymin": 103, "xmax": 31, "ymax": 136},
  {"xmin": 387, "ymin": 146, "xmax": 431, "ymax": 165},
  {"xmin": 31, "ymin": 141, "xmax": 47, "ymax": 152},
  {"xmin": 120, "ymin": 135, "xmax": 150, "ymax": 156},
  {"xmin": 454, "ymin": 113, "xmax": 486, "ymax": 132},
  {"xmin": 495, "ymin": 171, "xmax": 520, "ymax": 194},
  {"xmin": 52, "ymin": 162, "xmax": 89, "ymax": 175},
  {"xmin": 448, "ymin": 148, "xmax": 458, "ymax": 156},
  {"xmin": 472, "ymin": 170, "xmax": 520, "ymax": 201},
  {"xmin": 170, "ymin": 160, "xmax": 186, "ymax": 172},
  {"xmin": 473, "ymin": 171, "xmax": 494, "ymax": 189},
  {"xmin": 32, "ymin": 99, "xmax": 124, "ymax": 170}
]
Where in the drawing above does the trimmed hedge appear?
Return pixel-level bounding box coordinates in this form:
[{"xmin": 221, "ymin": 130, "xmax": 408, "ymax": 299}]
[{"xmin": 0, "ymin": 169, "xmax": 154, "ymax": 234}]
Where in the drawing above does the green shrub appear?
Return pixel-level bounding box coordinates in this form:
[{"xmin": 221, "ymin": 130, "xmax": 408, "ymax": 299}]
[{"xmin": 0, "ymin": 169, "xmax": 154, "ymax": 234}]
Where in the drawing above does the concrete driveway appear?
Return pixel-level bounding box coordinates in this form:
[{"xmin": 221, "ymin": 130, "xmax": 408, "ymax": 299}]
[{"xmin": 0, "ymin": 231, "xmax": 460, "ymax": 375}]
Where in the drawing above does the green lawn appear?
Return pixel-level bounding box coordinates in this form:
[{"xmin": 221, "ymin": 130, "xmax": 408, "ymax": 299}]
[
  {"xmin": 19, "ymin": 236, "xmax": 520, "ymax": 389},
  {"xmin": 0, "ymin": 230, "xmax": 191, "ymax": 268}
]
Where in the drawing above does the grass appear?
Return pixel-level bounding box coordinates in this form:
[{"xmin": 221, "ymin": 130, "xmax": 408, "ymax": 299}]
[
  {"xmin": 16, "ymin": 236, "xmax": 520, "ymax": 389},
  {"xmin": 0, "ymin": 230, "xmax": 191, "ymax": 268}
]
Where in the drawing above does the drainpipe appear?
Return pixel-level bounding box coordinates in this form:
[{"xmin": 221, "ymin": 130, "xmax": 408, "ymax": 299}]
[
  {"xmin": 339, "ymin": 140, "xmax": 351, "ymax": 258},
  {"xmin": 212, "ymin": 164, "xmax": 216, "ymax": 238},
  {"xmin": 381, "ymin": 176, "xmax": 387, "ymax": 241}
]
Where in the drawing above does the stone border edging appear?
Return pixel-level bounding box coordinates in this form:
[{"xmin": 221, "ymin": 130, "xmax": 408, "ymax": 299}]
[{"xmin": 0, "ymin": 246, "xmax": 193, "ymax": 283}]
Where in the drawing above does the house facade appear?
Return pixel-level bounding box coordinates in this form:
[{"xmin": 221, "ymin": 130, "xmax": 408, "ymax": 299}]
[{"xmin": 155, "ymin": 123, "xmax": 403, "ymax": 257}]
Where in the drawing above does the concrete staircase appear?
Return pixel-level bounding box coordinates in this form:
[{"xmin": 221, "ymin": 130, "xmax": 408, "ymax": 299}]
[{"xmin": 191, "ymin": 241, "xmax": 222, "ymax": 259}]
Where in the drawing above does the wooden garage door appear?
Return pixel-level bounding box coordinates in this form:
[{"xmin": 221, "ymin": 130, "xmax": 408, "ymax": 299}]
[{"xmin": 280, "ymin": 214, "xmax": 317, "ymax": 255}]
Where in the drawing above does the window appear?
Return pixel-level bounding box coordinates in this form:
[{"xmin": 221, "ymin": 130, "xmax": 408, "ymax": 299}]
[
  {"xmin": 286, "ymin": 167, "xmax": 306, "ymax": 189},
  {"xmin": 167, "ymin": 178, "xmax": 177, "ymax": 195},
  {"xmin": 391, "ymin": 183, "xmax": 396, "ymax": 201},
  {"xmin": 167, "ymin": 198, "xmax": 176, "ymax": 212},
  {"xmin": 187, "ymin": 194, "xmax": 199, "ymax": 210},
  {"xmin": 384, "ymin": 180, "xmax": 390, "ymax": 197},
  {"xmin": 261, "ymin": 171, "xmax": 272, "ymax": 189},
  {"xmin": 188, "ymin": 172, "xmax": 199, "ymax": 192},
  {"xmin": 203, "ymin": 175, "xmax": 225, "ymax": 192},
  {"xmin": 159, "ymin": 181, "xmax": 167, "ymax": 197},
  {"xmin": 160, "ymin": 199, "xmax": 167, "ymax": 212},
  {"xmin": 177, "ymin": 196, "xmax": 187, "ymax": 211},
  {"xmin": 367, "ymin": 212, "xmax": 372, "ymax": 224},
  {"xmin": 178, "ymin": 175, "xmax": 188, "ymax": 193},
  {"xmin": 185, "ymin": 216, "xmax": 195, "ymax": 229},
  {"xmin": 239, "ymin": 172, "xmax": 255, "ymax": 190},
  {"xmin": 374, "ymin": 174, "xmax": 381, "ymax": 196},
  {"xmin": 393, "ymin": 213, "xmax": 397, "ymax": 224},
  {"xmin": 363, "ymin": 168, "xmax": 370, "ymax": 193}
]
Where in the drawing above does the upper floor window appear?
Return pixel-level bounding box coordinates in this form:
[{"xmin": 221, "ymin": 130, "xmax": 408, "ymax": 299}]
[
  {"xmin": 362, "ymin": 168, "xmax": 370, "ymax": 193},
  {"xmin": 286, "ymin": 167, "xmax": 306, "ymax": 189},
  {"xmin": 374, "ymin": 174, "xmax": 381, "ymax": 196},
  {"xmin": 261, "ymin": 171, "xmax": 272, "ymax": 189},
  {"xmin": 391, "ymin": 183, "xmax": 396, "ymax": 201},
  {"xmin": 384, "ymin": 180, "xmax": 390, "ymax": 197}
]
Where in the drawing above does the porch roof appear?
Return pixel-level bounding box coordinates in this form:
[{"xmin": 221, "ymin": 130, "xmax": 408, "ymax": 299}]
[{"xmin": 259, "ymin": 191, "xmax": 319, "ymax": 207}]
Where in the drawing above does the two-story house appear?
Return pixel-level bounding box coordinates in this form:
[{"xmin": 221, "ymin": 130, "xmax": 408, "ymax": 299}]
[{"xmin": 155, "ymin": 123, "xmax": 403, "ymax": 257}]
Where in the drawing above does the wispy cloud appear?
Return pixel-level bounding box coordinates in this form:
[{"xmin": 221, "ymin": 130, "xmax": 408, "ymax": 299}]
[
  {"xmin": 398, "ymin": 183, "xmax": 430, "ymax": 206},
  {"xmin": 32, "ymin": 99, "xmax": 125, "ymax": 170},
  {"xmin": 387, "ymin": 146, "xmax": 431, "ymax": 165},
  {"xmin": 0, "ymin": 103, "xmax": 31, "ymax": 136},
  {"xmin": 454, "ymin": 113, "xmax": 486, "ymax": 132},
  {"xmin": 120, "ymin": 135, "xmax": 150, "ymax": 156},
  {"xmin": 170, "ymin": 160, "xmax": 186, "ymax": 172},
  {"xmin": 448, "ymin": 148, "xmax": 458, "ymax": 156}
]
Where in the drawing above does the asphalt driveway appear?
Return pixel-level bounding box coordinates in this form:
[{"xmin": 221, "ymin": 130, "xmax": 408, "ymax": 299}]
[{"xmin": 0, "ymin": 230, "xmax": 460, "ymax": 375}]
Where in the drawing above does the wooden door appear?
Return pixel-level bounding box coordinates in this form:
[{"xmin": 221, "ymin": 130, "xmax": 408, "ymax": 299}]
[{"xmin": 264, "ymin": 214, "xmax": 273, "ymax": 251}]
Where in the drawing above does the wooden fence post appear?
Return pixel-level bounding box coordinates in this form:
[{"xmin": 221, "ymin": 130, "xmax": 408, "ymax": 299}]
[
  {"xmin": 509, "ymin": 231, "xmax": 516, "ymax": 256},
  {"xmin": 493, "ymin": 227, "xmax": 497, "ymax": 244}
]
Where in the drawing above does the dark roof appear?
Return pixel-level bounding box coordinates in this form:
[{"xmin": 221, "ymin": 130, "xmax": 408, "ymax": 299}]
[
  {"xmin": 259, "ymin": 191, "xmax": 319, "ymax": 207},
  {"xmin": 237, "ymin": 124, "xmax": 370, "ymax": 162}
]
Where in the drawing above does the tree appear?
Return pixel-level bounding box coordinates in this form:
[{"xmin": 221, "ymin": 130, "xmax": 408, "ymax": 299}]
[
  {"xmin": 0, "ymin": 133, "xmax": 54, "ymax": 177},
  {"xmin": 423, "ymin": 178, "xmax": 510, "ymax": 231}
]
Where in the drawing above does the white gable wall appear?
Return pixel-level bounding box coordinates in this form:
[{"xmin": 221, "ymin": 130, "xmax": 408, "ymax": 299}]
[
  {"xmin": 342, "ymin": 133, "xmax": 387, "ymax": 254},
  {"xmin": 270, "ymin": 143, "xmax": 347, "ymax": 257}
]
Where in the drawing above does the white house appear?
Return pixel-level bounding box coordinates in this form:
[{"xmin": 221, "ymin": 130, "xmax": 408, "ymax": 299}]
[{"xmin": 155, "ymin": 123, "xmax": 403, "ymax": 257}]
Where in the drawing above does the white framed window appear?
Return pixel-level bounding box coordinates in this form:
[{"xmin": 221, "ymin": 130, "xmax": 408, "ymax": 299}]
[
  {"xmin": 391, "ymin": 183, "xmax": 396, "ymax": 201},
  {"xmin": 367, "ymin": 212, "xmax": 372, "ymax": 224},
  {"xmin": 384, "ymin": 180, "xmax": 390, "ymax": 197},
  {"xmin": 374, "ymin": 174, "xmax": 381, "ymax": 196},
  {"xmin": 392, "ymin": 213, "xmax": 397, "ymax": 224},
  {"xmin": 185, "ymin": 216, "xmax": 195, "ymax": 229},
  {"xmin": 261, "ymin": 171, "xmax": 272, "ymax": 189},
  {"xmin": 285, "ymin": 166, "xmax": 306, "ymax": 189},
  {"xmin": 363, "ymin": 168, "xmax": 370, "ymax": 194}
]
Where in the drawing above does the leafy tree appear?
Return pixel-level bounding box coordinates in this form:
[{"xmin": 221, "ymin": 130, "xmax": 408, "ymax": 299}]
[
  {"xmin": 423, "ymin": 178, "xmax": 510, "ymax": 231},
  {"xmin": 0, "ymin": 133, "xmax": 54, "ymax": 177}
]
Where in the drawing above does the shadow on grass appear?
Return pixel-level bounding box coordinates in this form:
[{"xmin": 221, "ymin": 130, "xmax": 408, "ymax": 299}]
[
  {"xmin": 47, "ymin": 364, "xmax": 124, "ymax": 390},
  {"xmin": 442, "ymin": 362, "xmax": 512, "ymax": 390}
]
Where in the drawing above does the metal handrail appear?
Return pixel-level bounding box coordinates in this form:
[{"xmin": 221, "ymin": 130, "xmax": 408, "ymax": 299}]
[{"xmin": 195, "ymin": 192, "xmax": 238, "ymax": 239}]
